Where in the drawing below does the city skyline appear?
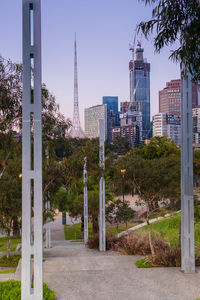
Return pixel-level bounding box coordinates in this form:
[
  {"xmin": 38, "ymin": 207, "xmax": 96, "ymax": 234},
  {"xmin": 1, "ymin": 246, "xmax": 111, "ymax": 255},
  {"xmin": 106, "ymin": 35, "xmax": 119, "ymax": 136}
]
[{"xmin": 0, "ymin": 0, "xmax": 180, "ymax": 128}]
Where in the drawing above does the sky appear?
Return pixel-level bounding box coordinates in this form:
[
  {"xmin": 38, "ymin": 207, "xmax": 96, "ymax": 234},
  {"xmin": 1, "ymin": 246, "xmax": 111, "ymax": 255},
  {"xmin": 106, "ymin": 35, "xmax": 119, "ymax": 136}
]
[{"xmin": 0, "ymin": 0, "xmax": 180, "ymax": 128}]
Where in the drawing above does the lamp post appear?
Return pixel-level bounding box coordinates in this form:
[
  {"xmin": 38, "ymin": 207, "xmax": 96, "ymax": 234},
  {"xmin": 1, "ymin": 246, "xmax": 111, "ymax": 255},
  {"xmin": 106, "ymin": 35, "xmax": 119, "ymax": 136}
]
[
  {"xmin": 99, "ymin": 119, "xmax": 106, "ymax": 252},
  {"xmin": 120, "ymin": 169, "xmax": 126, "ymax": 203},
  {"xmin": 83, "ymin": 157, "xmax": 88, "ymax": 244}
]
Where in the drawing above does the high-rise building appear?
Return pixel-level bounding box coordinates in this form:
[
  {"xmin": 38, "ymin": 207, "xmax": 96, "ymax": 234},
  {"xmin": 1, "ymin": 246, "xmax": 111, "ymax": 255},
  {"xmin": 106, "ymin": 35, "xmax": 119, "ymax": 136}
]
[
  {"xmin": 120, "ymin": 101, "xmax": 143, "ymax": 143},
  {"xmin": 129, "ymin": 42, "xmax": 151, "ymax": 139},
  {"xmin": 159, "ymin": 80, "xmax": 181, "ymax": 116},
  {"xmin": 111, "ymin": 125, "xmax": 140, "ymax": 148},
  {"xmin": 153, "ymin": 112, "xmax": 181, "ymax": 146},
  {"xmin": 103, "ymin": 96, "xmax": 119, "ymax": 141},
  {"xmin": 84, "ymin": 104, "xmax": 107, "ymax": 140}
]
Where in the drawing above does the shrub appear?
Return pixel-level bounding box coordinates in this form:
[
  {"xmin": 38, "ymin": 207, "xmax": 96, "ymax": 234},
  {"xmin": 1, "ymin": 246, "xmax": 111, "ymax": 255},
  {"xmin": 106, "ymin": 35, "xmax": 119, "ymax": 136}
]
[
  {"xmin": 0, "ymin": 255, "xmax": 21, "ymax": 267},
  {"xmin": 135, "ymin": 257, "xmax": 152, "ymax": 268},
  {"xmin": 87, "ymin": 233, "xmax": 120, "ymax": 250},
  {"xmin": 0, "ymin": 280, "xmax": 56, "ymax": 300},
  {"xmin": 113, "ymin": 231, "xmax": 151, "ymax": 255}
]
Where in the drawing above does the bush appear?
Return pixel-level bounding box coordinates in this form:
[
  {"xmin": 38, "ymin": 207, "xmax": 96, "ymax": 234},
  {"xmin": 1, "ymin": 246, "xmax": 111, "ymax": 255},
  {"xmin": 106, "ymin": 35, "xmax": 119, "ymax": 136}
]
[
  {"xmin": 113, "ymin": 231, "xmax": 151, "ymax": 255},
  {"xmin": 0, "ymin": 255, "xmax": 21, "ymax": 267},
  {"xmin": 87, "ymin": 233, "xmax": 120, "ymax": 250},
  {"xmin": 135, "ymin": 257, "xmax": 152, "ymax": 268},
  {"xmin": 0, "ymin": 280, "xmax": 56, "ymax": 300}
]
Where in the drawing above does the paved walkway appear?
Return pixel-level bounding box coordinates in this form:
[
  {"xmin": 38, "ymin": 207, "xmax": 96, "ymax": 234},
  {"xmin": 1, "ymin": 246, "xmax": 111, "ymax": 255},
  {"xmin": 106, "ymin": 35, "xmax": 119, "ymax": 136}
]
[
  {"xmin": 43, "ymin": 216, "xmax": 200, "ymax": 300},
  {"xmin": 1, "ymin": 216, "xmax": 200, "ymax": 300}
]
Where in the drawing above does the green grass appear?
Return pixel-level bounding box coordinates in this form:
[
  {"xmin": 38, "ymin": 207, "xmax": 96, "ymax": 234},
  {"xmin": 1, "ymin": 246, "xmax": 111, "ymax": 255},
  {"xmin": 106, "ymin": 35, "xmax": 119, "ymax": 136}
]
[
  {"xmin": 0, "ymin": 255, "xmax": 21, "ymax": 267},
  {"xmin": 135, "ymin": 257, "xmax": 152, "ymax": 268},
  {"xmin": 138, "ymin": 213, "xmax": 200, "ymax": 247},
  {"xmin": 0, "ymin": 280, "xmax": 56, "ymax": 300},
  {"xmin": 0, "ymin": 237, "xmax": 21, "ymax": 252},
  {"xmin": 0, "ymin": 268, "xmax": 16, "ymax": 274},
  {"xmin": 64, "ymin": 222, "xmax": 138, "ymax": 240}
]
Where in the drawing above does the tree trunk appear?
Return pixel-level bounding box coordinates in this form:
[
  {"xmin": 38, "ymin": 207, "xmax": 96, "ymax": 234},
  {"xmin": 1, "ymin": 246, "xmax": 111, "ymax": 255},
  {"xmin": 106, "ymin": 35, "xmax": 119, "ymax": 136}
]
[
  {"xmin": 13, "ymin": 217, "xmax": 20, "ymax": 238},
  {"xmin": 92, "ymin": 215, "xmax": 99, "ymax": 234},
  {"xmin": 80, "ymin": 215, "xmax": 84, "ymax": 238},
  {"xmin": 126, "ymin": 222, "xmax": 128, "ymax": 230},
  {"xmin": 146, "ymin": 218, "xmax": 155, "ymax": 262},
  {"xmin": 7, "ymin": 230, "xmax": 11, "ymax": 259}
]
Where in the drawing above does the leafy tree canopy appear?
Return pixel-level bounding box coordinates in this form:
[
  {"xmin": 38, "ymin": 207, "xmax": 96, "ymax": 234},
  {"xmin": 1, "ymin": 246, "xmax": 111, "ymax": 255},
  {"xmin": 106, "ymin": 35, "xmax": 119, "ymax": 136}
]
[{"xmin": 138, "ymin": 0, "xmax": 200, "ymax": 80}]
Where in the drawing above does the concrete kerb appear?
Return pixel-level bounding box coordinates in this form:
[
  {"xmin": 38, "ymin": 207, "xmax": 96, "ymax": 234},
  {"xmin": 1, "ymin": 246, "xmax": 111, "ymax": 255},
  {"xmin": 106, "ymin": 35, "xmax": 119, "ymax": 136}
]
[{"xmin": 117, "ymin": 210, "xmax": 181, "ymax": 238}]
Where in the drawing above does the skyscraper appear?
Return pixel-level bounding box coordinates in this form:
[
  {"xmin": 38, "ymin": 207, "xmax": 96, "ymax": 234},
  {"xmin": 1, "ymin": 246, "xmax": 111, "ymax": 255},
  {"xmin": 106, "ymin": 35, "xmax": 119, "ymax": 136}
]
[
  {"xmin": 84, "ymin": 104, "xmax": 107, "ymax": 140},
  {"xmin": 129, "ymin": 42, "xmax": 151, "ymax": 139},
  {"xmin": 102, "ymin": 96, "xmax": 119, "ymax": 141},
  {"xmin": 69, "ymin": 35, "xmax": 85, "ymax": 138},
  {"xmin": 159, "ymin": 80, "xmax": 181, "ymax": 116}
]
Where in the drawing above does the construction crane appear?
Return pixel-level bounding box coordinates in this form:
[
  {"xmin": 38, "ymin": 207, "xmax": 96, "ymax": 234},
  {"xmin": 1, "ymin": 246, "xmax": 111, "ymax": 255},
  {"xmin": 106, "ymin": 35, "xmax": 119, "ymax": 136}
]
[{"xmin": 129, "ymin": 29, "xmax": 143, "ymax": 102}]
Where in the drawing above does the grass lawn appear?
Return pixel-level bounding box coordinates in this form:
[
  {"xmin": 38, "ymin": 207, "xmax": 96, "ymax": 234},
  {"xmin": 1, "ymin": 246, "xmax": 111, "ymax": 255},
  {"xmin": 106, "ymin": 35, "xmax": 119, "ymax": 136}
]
[
  {"xmin": 64, "ymin": 222, "xmax": 137, "ymax": 240},
  {"xmin": 138, "ymin": 213, "xmax": 200, "ymax": 247},
  {"xmin": 0, "ymin": 237, "xmax": 21, "ymax": 252},
  {"xmin": 0, "ymin": 280, "xmax": 56, "ymax": 300},
  {"xmin": 0, "ymin": 255, "xmax": 21, "ymax": 267},
  {"xmin": 0, "ymin": 268, "xmax": 16, "ymax": 274}
]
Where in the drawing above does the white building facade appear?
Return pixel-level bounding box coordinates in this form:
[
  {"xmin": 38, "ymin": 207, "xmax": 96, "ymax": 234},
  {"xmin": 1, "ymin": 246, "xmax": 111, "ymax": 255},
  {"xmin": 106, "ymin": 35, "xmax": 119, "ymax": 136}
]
[
  {"xmin": 153, "ymin": 113, "xmax": 181, "ymax": 146},
  {"xmin": 84, "ymin": 104, "xmax": 107, "ymax": 140}
]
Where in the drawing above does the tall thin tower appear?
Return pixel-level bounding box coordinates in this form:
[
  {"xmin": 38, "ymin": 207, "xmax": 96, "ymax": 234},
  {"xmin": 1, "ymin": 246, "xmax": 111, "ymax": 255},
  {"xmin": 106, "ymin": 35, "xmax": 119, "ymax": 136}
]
[{"xmin": 70, "ymin": 35, "xmax": 85, "ymax": 138}]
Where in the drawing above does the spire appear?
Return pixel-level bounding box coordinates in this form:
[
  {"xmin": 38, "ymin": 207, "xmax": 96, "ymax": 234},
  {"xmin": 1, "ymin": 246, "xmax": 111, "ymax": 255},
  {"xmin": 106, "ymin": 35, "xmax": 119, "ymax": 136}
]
[{"xmin": 69, "ymin": 34, "xmax": 85, "ymax": 138}]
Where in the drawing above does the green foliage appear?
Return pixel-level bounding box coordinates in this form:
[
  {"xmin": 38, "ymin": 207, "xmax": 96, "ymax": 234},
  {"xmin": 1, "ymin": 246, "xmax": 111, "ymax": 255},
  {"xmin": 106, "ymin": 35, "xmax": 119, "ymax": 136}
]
[
  {"xmin": 107, "ymin": 136, "xmax": 131, "ymax": 155},
  {"xmin": 0, "ymin": 269, "xmax": 16, "ymax": 274},
  {"xmin": 135, "ymin": 257, "xmax": 152, "ymax": 268},
  {"xmin": 64, "ymin": 223, "xmax": 93, "ymax": 240},
  {"xmin": 106, "ymin": 199, "xmax": 135, "ymax": 226},
  {"xmin": 0, "ymin": 255, "xmax": 21, "ymax": 267},
  {"xmin": 138, "ymin": 0, "xmax": 200, "ymax": 80},
  {"xmin": 0, "ymin": 280, "xmax": 56, "ymax": 300},
  {"xmin": 194, "ymin": 195, "xmax": 200, "ymax": 224},
  {"xmin": 0, "ymin": 237, "xmax": 21, "ymax": 253},
  {"xmin": 64, "ymin": 222, "xmax": 138, "ymax": 240}
]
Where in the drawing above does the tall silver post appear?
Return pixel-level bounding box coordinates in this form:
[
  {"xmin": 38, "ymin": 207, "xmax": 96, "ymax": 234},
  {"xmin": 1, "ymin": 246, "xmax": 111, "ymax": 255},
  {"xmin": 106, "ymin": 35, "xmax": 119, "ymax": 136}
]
[
  {"xmin": 99, "ymin": 119, "xmax": 106, "ymax": 252},
  {"xmin": 45, "ymin": 147, "xmax": 51, "ymax": 249},
  {"xmin": 22, "ymin": 1, "xmax": 43, "ymax": 299},
  {"xmin": 84, "ymin": 157, "xmax": 88, "ymax": 244},
  {"xmin": 181, "ymin": 70, "xmax": 195, "ymax": 273}
]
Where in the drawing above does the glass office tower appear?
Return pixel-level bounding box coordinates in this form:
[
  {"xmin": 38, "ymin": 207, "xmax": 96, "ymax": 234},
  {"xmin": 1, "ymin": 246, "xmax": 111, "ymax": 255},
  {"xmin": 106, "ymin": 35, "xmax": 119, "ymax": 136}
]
[
  {"xmin": 103, "ymin": 96, "xmax": 119, "ymax": 141},
  {"xmin": 129, "ymin": 43, "xmax": 151, "ymax": 139}
]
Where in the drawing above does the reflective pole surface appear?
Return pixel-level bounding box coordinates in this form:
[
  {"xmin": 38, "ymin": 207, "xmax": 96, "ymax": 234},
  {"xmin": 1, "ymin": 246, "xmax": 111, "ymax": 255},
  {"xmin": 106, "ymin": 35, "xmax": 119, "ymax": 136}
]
[
  {"xmin": 99, "ymin": 119, "xmax": 106, "ymax": 251},
  {"xmin": 84, "ymin": 157, "xmax": 88, "ymax": 244},
  {"xmin": 181, "ymin": 71, "xmax": 195, "ymax": 273},
  {"xmin": 22, "ymin": 1, "xmax": 43, "ymax": 299}
]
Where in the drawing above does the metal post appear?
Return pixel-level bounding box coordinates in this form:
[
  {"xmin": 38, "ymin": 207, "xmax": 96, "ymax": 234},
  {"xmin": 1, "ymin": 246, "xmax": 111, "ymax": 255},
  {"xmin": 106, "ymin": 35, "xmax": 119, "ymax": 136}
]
[
  {"xmin": 181, "ymin": 70, "xmax": 195, "ymax": 273},
  {"xmin": 84, "ymin": 157, "xmax": 88, "ymax": 244},
  {"xmin": 22, "ymin": 1, "xmax": 43, "ymax": 299},
  {"xmin": 99, "ymin": 119, "xmax": 106, "ymax": 251},
  {"xmin": 45, "ymin": 195, "xmax": 51, "ymax": 249},
  {"xmin": 45, "ymin": 147, "xmax": 51, "ymax": 249}
]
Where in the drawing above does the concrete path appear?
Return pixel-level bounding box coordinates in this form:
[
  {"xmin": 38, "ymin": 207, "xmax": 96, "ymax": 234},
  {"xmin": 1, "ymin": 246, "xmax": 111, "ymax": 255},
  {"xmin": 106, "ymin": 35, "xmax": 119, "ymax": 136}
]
[
  {"xmin": 1, "ymin": 215, "xmax": 200, "ymax": 300},
  {"xmin": 42, "ymin": 215, "xmax": 200, "ymax": 300}
]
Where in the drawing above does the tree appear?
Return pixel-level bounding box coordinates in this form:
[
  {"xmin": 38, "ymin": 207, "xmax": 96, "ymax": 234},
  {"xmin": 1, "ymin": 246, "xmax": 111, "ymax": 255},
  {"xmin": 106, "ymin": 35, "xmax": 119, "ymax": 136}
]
[
  {"xmin": 107, "ymin": 136, "xmax": 131, "ymax": 155},
  {"xmin": 113, "ymin": 137, "xmax": 180, "ymax": 261},
  {"xmin": 138, "ymin": 0, "xmax": 200, "ymax": 80},
  {"xmin": 0, "ymin": 56, "xmax": 71, "ymax": 248},
  {"xmin": 0, "ymin": 141, "xmax": 21, "ymax": 258},
  {"xmin": 106, "ymin": 199, "xmax": 135, "ymax": 230}
]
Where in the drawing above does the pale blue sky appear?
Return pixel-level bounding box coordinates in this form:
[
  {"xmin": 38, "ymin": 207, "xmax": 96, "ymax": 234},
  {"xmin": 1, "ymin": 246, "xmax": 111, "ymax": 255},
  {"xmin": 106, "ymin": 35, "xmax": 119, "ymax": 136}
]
[{"xmin": 0, "ymin": 0, "xmax": 180, "ymax": 127}]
